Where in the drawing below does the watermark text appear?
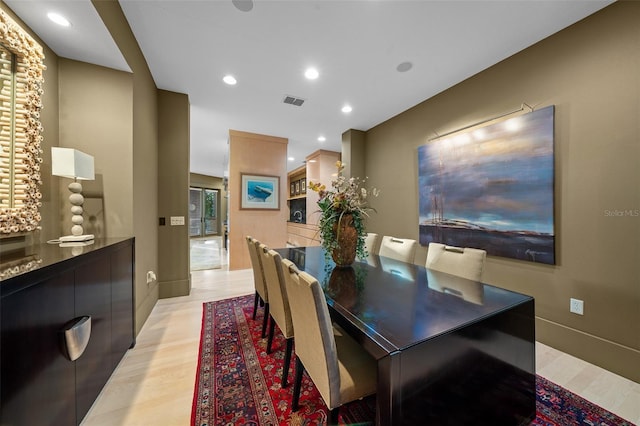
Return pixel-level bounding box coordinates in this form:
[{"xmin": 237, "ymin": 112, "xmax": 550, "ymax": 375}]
[{"xmin": 604, "ymin": 209, "xmax": 639, "ymax": 217}]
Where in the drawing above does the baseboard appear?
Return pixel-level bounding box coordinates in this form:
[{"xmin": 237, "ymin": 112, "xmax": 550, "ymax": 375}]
[
  {"xmin": 135, "ymin": 284, "xmax": 159, "ymax": 336},
  {"xmin": 159, "ymin": 278, "xmax": 191, "ymax": 299},
  {"xmin": 536, "ymin": 317, "xmax": 640, "ymax": 383}
]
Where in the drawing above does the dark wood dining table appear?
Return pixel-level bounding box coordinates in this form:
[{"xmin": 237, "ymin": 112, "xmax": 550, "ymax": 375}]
[{"xmin": 275, "ymin": 246, "xmax": 536, "ymax": 425}]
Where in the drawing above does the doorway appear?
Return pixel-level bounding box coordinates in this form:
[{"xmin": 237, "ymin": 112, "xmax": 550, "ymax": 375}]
[
  {"xmin": 189, "ymin": 187, "xmax": 219, "ymax": 237},
  {"xmin": 190, "ymin": 187, "xmax": 223, "ymax": 271}
]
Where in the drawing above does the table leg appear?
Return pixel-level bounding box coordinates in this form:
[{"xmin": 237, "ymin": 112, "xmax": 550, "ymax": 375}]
[{"xmin": 376, "ymin": 350, "xmax": 402, "ymax": 425}]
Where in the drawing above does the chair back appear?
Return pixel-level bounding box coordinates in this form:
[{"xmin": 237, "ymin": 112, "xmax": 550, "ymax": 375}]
[
  {"xmin": 281, "ymin": 258, "xmax": 339, "ymax": 408},
  {"xmin": 259, "ymin": 244, "xmax": 293, "ymax": 339},
  {"xmin": 245, "ymin": 236, "xmax": 268, "ymax": 301},
  {"xmin": 378, "ymin": 236, "xmax": 417, "ymax": 263},
  {"xmin": 425, "ymin": 242, "xmax": 486, "ymax": 282},
  {"xmin": 363, "ymin": 232, "xmax": 380, "ymax": 256}
]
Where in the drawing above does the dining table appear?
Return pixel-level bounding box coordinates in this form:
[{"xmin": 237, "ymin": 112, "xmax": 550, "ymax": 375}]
[{"xmin": 275, "ymin": 246, "xmax": 536, "ymax": 425}]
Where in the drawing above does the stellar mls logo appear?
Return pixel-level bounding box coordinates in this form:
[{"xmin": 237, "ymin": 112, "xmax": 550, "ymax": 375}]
[{"xmin": 604, "ymin": 209, "xmax": 639, "ymax": 217}]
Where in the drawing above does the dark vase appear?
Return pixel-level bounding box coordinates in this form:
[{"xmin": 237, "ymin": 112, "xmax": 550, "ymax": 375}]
[
  {"xmin": 327, "ymin": 267, "xmax": 358, "ymax": 309},
  {"xmin": 330, "ymin": 213, "xmax": 358, "ymax": 267}
]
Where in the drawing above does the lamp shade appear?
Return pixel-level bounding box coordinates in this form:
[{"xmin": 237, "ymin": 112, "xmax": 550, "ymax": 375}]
[{"xmin": 51, "ymin": 147, "xmax": 95, "ymax": 180}]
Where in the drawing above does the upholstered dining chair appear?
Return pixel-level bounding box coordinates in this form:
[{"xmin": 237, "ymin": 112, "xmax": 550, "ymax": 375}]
[
  {"xmin": 245, "ymin": 236, "xmax": 269, "ymax": 338},
  {"xmin": 281, "ymin": 259, "xmax": 377, "ymax": 424},
  {"xmin": 258, "ymin": 244, "xmax": 294, "ymax": 388},
  {"xmin": 363, "ymin": 232, "xmax": 380, "ymax": 256},
  {"xmin": 378, "ymin": 236, "xmax": 417, "ymax": 263},
  {"xmin": 425, "ymin": 242, "xmax": 487, "ymax": 282}
]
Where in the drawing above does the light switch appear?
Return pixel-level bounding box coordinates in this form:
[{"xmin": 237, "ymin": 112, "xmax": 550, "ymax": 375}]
[{"xmin": 170, "ymin": 216, "xmax": 185, "ymax": 226}]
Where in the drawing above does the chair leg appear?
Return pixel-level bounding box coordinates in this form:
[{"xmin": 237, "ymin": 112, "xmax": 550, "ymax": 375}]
[
  {"xmin": 328, "ymin": 407, "xmax": 339, "ymax": 425},
  {"xmin": 281, "ymin": 338, "xmax": 293, "ymax": 388},
  {"xmin": 292, "ymin": 357, "xmax": 304, "ymax": 412},
  {"xmin": 252, "ymin": 292, "xmax": 259, "ymax": 320},
  {"xmin": 266, "ymin": 316, "xmax": 276, "ymax": 353},
  {"xmin": 261, "ymin": 303, "xmax": 270, "ymax": 338}
]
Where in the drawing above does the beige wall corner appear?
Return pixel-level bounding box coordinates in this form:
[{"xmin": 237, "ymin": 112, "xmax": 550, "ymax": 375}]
[
  {"xmin": 362, "ymin": 2, "xmax": 640, "ymax": 382},
  {"xmin": 93, "ymin": 0, "xmax": 160, "ymax": 334},
  {"xmin": 341, "ymin": 129, "xmax": 366, "ymax": 180},
  {"xmin": 158, "ymin": 278, "xmax": 192, "ymax": 299},
  {"xmin": 228, "ymin": 130, "xmax": 288, "ymax": 270},
  {"xmin": 158, "ymin": 90, "xmax": 191, "ymax": 297},
  {"xmin": 58, "ymin": 59, "xmax": 134, "ymax": 238}
]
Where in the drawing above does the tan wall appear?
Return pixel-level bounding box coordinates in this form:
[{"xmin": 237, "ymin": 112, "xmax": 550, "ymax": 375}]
[
  {"xmin": 58, "ymin": 59, "xmax": 134, "ymax": 238},
  {"xmin": 157, "ymin": 90, "xmax": 190, "ymax": 298},
  {"xmin": 6, "ymin": 0, "xmax": 162, "ymax": 336},
  {"xmin": 0, "ymin": 2, "xmax": 60, "ymax": 244},
  {"xmin": 363, "ymin": 1, "xmax": 639, "ymax": 381},
  {"xmin": 91, "ymin": 0, "xmax": 160, "ymax": 335},
  {"xmin": 341, "ymin": 129, "xmax": 366, "ymax": 181},
  {"xmin": 228, "ymin": 130, "xmax": 288, "ymax": 270}
]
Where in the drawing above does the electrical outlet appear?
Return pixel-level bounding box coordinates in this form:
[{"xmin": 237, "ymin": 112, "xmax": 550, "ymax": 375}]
[{"xmin": 570, "ymin": 298, "xmax": 584, "ymax": 315}]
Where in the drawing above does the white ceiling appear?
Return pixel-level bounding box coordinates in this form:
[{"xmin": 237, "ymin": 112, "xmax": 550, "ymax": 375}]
[{"xmin": 6, "ymin": 0, "xmax": 614, "ymax": 178}]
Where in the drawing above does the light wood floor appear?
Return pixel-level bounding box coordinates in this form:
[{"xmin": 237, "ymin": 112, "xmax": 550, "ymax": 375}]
[{"xmin": 81, "ymin": 249, "xmax": 640, "ymax": 425}]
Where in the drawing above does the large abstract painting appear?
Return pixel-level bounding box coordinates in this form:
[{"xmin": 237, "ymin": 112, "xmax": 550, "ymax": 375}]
[{"xmin": 418, "ymin": 105, "xmax": 555, "ymax": 264}]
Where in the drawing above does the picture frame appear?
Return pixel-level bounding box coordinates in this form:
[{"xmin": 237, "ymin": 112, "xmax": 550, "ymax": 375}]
[
  {"xmin": 418, "ymin": 105, "xmax": 555, "ymax": 264},
  {"xmin": 240, "ymin": 173, "xmax": 279, "ymax": 210},
  {"xmin": 295, "ymin": 180, "xmax": 301, "ymax": 195},
  {"xmin": 301, "ymin": 178, "xmax": 306, "ymax": 194},
  {"xmin": 290, "ymin": 182, "xmax": 296, "ymax": 197}
]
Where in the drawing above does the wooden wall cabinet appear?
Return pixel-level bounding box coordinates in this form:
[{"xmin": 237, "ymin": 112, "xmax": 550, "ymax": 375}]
[
  {"xmin": 286, "ymin": 221, "xmax": 321, "ymax": 247},
  {"xmin": 0, "ymin": 238, "xmax": 135, "ymax": 426},
  {"xmin": 286, "ymin": 150, "xmax": 340, "ymax": 247},
  {"xmin": 287, "ymin": 165, "xmax": 306, "ymax": 202}
]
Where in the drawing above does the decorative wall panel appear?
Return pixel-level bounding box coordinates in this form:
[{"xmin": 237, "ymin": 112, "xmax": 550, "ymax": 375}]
[{"xmin": 0, "ymin": 10, "xmax": 45, "ymax": 234}]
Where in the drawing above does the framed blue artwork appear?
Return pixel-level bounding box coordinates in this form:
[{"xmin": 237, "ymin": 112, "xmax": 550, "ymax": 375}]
[
  {"xmin": 240, "ymin": 174, "xmax": 279, "ymax": 210},
  {"xmin": 418, "ymin": 105, "xmax": 555, "ymax": 264}
]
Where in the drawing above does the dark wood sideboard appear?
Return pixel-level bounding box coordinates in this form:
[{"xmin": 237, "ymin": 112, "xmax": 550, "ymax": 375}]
[{"xmin": 0, "ymin": 237, "xmax": 135, "ymax": 425}]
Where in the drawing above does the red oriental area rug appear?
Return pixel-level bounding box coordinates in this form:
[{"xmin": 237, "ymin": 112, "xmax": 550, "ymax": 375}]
[{"xmin": 191, "ymin": 295, "xmax": 635, "ymax": 426}]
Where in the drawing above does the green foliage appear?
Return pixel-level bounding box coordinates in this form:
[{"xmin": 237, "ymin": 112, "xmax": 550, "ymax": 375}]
[{"xmin": 309, "ymin": 161, "xmax": 379, "ymax": 259}]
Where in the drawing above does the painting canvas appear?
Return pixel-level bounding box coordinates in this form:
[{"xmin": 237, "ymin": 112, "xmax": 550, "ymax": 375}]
[
  {"xmin": 418, "ymin": 105, "xmax": 555, "ymax": 264},
  {"xmin": 240, "ymin": 174, "xmax": 279, "ymax": 210}
]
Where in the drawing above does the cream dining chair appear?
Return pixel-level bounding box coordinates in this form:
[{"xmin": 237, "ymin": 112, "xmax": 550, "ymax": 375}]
[
  {"xmin": 281, "ymin": 259, "xmax": 377, "ymax": 424},
  {"xmin": 258, "ymin": 244, "xmax": 294, "ymax": 388},
  {"xmin": 378, "ymin": 236, "xmax": 417, "ymax": 263},
  {"xmin": 425, "ymin": 242, "xmax": 487, "ymax": 282},
  {"xmin": 363, "ymin": 232, "xmax": 380, "ymax": 256},
  {"xmin": 245, "ymin": 236, "xmax": 269, "ymax": 338}
]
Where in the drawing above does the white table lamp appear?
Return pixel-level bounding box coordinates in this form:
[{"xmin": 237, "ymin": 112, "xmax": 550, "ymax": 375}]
[{"xmin": 52, "ymin": 147, "xmax": 95, "ymax": 241}]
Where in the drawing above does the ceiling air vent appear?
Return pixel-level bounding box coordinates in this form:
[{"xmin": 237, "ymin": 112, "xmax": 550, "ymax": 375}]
[{"xmin": 283, "ymin": 95, "xmax": 305, "ymax": 107}]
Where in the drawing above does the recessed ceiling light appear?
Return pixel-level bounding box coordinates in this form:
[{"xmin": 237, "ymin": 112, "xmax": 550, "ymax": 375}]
[
  {"xmin": 223, "ymin": 75, "xmax": 237, "ymax": 85},
  {"xmin": 342, "ymin": 105, "xmax": 352, "ymax": 113},
  {"xmin": 47, "ymin": 12, "xmax": 71, "ymax": 27},
  {"xmin": 396, "ymin": 61, "xmax": 413, "ymax": 72},
  {"xmin": 305, "ymin": 68, "xmax": 319, "ymax": 80},
  {"xmin": 288, "ymin": 157, "xmax": 295, "ymax": 162},
  {"xmin": 232, "ymin": 0, "xmax": 254, "ymax": 12},
  {"xmin": 317, "ymin": 136, "xmax": 326, "ymax": 142}
]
